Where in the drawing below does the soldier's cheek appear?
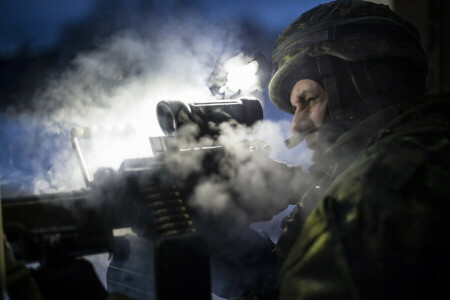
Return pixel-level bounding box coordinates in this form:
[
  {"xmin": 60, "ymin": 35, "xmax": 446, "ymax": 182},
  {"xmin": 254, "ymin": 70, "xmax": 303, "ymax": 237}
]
[{"xmin": 304, "ymin": 131, "xmax": 319, "ymax": 149}]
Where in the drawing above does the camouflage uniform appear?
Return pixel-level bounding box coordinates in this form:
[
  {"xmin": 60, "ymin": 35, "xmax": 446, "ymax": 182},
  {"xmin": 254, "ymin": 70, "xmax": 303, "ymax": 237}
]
[
  {"xmin": 268, "ymin": 1, "xmax": 450, "ymax": 299},
  {"xmin": 275, "ymin": 95, "xmax": 450, "ymax": 299}
]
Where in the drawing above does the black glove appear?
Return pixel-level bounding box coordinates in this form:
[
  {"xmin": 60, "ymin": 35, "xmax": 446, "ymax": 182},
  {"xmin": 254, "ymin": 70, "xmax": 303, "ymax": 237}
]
[
  {"xmin": 3, "ymin": 234, "xmax": 43, "ymax": 300},
  {"xmin": 3, "ymin": 234, "xmax": 23, "ymax": 274},
  {"xmin": 30, "ymin": 258, "xmax": 107, "ymax": 300}
]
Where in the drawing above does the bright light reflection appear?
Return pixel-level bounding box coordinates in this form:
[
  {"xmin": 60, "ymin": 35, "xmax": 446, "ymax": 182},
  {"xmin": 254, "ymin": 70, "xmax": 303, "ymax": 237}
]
[
  {"xmin": 223, "ymin": 54, "xmax": 259, "ymax": 93},
  {"xmin": 82, "ymin": 135, "xmax": 153, "ymax": 175},
  {"xmin": 74, "ymin": 99, "xmax": 162, "ymax": 176}
]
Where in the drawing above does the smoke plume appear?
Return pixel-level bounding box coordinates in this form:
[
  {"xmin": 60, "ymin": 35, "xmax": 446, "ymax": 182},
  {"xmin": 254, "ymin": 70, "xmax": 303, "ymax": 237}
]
[
  {"xmin": 2, "ymin": 5, "xmax": 315, "ymax": 298},
  {"xmin": 7, "ymin": 13, "xmax": 247, "ymax": 192}
]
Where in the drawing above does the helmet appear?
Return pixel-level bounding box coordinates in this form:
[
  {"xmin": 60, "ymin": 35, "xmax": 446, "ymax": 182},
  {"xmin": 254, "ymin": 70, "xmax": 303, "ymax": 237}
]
[{"xmin": 269, "ymin": 0, "xmax": 428, "ymax": 124}]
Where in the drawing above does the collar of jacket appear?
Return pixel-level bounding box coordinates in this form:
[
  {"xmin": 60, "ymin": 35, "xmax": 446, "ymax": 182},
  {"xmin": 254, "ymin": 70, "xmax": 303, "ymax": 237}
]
[{"xmin": 308, "ymin": 103, "xmax": 404, "ymax": 180}]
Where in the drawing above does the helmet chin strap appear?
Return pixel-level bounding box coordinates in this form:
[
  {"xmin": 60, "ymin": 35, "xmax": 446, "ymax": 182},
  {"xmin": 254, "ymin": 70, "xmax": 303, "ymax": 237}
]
[
  {"xmin": 348, "ymin": 60, "xmax": 396, "ymax": 113},
  {"xmin": 316, "ymin": 55, "xmax": 348, "ymax": 123},
  {"xmin": 316, "ymin": 55, "xmax": 372, "ymax": 124}
]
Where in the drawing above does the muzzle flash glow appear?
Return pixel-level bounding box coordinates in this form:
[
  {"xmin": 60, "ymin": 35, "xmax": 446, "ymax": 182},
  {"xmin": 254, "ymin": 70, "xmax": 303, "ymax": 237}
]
[{"xmin": 222, "ymin": 55, "xmax": 259, "ymax": 93}]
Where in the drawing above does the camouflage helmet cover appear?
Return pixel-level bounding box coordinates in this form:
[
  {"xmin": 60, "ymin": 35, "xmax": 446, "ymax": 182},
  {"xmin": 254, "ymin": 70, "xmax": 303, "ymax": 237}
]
[{"xmin": 269, "ymin": 0, "xmax": 427, "ymax": 114}]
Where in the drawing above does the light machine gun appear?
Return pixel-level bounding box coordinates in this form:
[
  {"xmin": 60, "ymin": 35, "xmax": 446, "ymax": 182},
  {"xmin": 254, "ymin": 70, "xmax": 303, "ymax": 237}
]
[{"xmin": 1, "ymin": 97, "xmax": 264, "ymax": 300}]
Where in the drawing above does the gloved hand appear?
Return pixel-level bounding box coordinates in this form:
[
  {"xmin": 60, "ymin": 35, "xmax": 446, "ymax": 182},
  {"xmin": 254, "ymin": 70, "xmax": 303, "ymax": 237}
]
[
  {"xmin": 30, "ymin": 258, "xmax": 107, "ymax": 300},
  {"xmin": 4, "ymin": 233, "xmax": 108, "ymax": 300},
  {"xmin": 3, "ymin": 234, "xmax": 43, "ymax": 300},
  {"xmin": 3, "ymin": 234, "xmax": 22, "ymax": 273}
]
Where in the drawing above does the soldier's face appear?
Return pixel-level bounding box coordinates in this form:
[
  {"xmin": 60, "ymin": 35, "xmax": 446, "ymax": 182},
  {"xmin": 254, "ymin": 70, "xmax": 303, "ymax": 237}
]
[{"xmin": 290, "ymin": 79, "xmax": 328, "ymax": 150}]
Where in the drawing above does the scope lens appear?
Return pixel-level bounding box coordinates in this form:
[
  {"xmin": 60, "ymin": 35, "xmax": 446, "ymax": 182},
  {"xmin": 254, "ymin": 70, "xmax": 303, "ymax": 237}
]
[
  {"xmin": 157, "ymin": 103, "xmax": 177, "ymax": 135},
  {"xmin": 239, "ymin": 98, "xmax": 263, "ymax": 128}
]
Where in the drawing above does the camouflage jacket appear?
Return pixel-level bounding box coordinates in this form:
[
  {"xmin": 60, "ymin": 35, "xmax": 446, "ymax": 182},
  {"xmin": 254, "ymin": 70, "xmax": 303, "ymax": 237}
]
[{"xmin": 275, "ymin": 94, "xmax": 450, "ymax": 299}]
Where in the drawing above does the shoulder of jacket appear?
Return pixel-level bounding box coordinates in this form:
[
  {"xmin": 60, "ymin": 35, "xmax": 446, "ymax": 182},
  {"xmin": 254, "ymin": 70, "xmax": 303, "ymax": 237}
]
[{"xmin": 329, "ymin": 133, "xmax": 440, "ymax": 200}]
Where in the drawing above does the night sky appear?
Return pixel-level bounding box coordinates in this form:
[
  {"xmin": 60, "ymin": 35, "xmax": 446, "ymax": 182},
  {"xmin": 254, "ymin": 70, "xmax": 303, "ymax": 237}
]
[{"xmin": 0, "ymin": 0, "xmax": 325, "ymax": 56}]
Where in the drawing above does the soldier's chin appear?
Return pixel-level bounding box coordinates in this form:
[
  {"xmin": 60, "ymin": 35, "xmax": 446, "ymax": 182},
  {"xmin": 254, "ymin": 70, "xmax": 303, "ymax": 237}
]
[{"xmin": 304, "ymin": 132, "xmax": 318, "ymax": 150}]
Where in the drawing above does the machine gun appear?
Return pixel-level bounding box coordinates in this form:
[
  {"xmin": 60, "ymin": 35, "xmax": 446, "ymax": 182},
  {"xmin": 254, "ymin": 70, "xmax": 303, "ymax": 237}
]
[{"xmin": 1, "ymin": 97, "xmax": 264, "ymax": 300}]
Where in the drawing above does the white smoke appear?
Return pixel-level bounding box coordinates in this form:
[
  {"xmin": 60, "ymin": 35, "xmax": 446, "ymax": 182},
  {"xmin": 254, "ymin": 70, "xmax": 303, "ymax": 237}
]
[
  {"xmin": 157, "ymin": 119, "xmax": 312, "ymax": 226},
  {"xmin": 5, "ymin": 8, "xmax": 317, "ymax": 298},
  {"xmin": 23, "ymin": 14, "xmax": 247, "ymax": 192}
]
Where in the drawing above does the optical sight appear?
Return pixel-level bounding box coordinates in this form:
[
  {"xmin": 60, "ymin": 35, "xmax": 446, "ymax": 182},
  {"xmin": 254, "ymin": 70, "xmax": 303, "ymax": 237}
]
[{"xmin": 156, "ymin": 98, "xmax": 263, "ymax": 137}]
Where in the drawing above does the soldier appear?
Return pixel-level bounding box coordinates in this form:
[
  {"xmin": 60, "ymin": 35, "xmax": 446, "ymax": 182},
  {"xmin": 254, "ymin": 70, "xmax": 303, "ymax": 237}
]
[
  {"xmin": 268, "ymin": 0, "xmax": 450, "ymax": 299},
  {"xmin": 3, "ymin": 1, "xmax": 450, "ymax": 299}
]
